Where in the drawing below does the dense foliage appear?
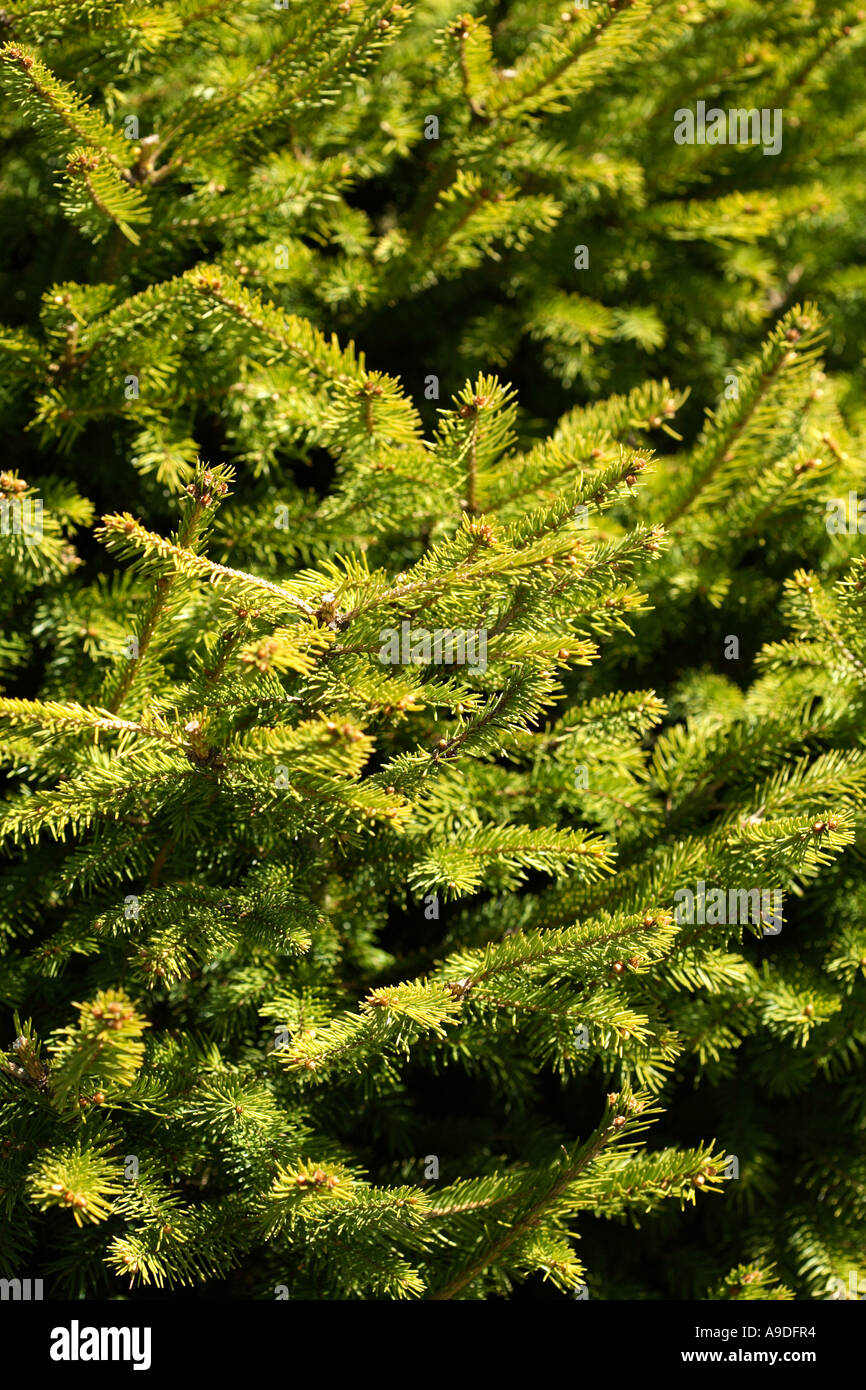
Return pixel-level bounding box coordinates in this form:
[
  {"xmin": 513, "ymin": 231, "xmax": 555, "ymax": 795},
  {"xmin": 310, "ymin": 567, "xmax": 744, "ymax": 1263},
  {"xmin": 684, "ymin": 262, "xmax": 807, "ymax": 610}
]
[{"xmin": 1, "ymin": 0, "xmax": 864, "ymax": 1300}]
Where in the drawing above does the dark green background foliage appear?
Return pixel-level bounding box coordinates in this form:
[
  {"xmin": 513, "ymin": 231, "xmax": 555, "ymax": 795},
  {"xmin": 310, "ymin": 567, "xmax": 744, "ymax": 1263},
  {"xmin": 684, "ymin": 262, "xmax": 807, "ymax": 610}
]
[{"xmin": 0, "ymin": 0, "xmax": 864, "ymax": 1300}]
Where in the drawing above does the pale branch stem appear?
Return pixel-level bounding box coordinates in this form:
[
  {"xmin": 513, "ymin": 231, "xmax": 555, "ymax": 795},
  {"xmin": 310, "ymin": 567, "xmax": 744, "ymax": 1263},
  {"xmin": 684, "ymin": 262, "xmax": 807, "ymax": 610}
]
[
  {"xmin": 465, "ymin": 415, "xmax": 479, "ymax": 514},
  {"xmin": 662, "ymin": 346, "xmax": 791, "ymax": 528},
  {"xmin": 106, "ymin": 497, "xmax": 207, "ymax": 715},
  {"xmin": 427, "ymin": 1124, "xmax": 615, "ymax": 1300}
]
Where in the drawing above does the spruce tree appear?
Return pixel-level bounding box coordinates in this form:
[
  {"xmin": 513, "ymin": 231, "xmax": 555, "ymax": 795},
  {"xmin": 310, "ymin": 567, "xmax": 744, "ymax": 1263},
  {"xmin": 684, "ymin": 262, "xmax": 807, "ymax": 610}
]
[{"xmin": 0, "ymin": 0, "xmax": 864, "ymax": 1302}]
